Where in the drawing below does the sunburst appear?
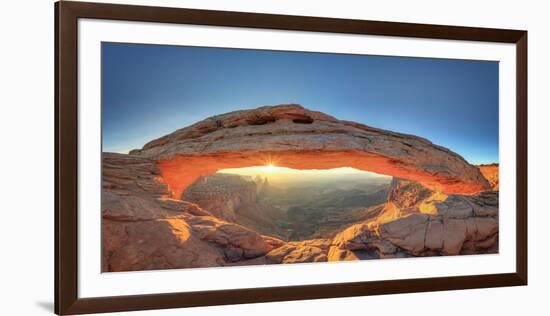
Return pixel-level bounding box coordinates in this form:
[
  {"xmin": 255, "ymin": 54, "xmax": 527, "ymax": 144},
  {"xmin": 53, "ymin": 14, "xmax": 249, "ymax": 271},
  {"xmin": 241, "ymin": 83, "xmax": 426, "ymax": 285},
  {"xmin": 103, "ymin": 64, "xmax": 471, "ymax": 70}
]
[{"xmin": 262, "ymin": 163, "xmax": 276, "ymax": 172}]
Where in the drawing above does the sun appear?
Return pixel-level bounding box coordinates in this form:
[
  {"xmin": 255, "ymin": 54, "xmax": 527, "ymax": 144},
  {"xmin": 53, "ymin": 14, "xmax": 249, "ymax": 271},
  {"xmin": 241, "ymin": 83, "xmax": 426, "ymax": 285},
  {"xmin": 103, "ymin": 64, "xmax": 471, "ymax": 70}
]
[{"xmin": 263, "ymin": 164, "xmax": 275, "ymax": 172}]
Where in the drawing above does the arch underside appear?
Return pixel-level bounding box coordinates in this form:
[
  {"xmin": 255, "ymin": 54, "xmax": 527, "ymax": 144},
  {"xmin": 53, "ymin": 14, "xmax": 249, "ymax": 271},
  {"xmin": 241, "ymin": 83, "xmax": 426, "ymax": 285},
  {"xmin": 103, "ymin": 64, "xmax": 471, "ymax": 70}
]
[
  {"xmin": 157, "ymin": 150, "xmax": 489, "ymax": 199},
  {"xmin": 130, "ymin": 104, "xmax": 490, "ymax": 199}
]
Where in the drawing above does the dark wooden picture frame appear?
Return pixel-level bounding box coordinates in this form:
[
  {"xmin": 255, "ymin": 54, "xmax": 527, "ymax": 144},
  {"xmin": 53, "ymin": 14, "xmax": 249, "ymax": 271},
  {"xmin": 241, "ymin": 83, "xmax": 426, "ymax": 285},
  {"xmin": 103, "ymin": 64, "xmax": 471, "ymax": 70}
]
[{"xmin": 55, "ymin": 1, "xmax": 527, "ymax": 315}]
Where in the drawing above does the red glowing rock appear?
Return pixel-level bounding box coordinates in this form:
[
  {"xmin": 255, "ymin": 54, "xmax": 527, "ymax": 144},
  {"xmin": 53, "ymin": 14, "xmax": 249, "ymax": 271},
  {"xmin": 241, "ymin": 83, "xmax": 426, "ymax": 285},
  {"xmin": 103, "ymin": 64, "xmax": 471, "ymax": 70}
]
[{"xmin": 131, "ymin": 104, "xmax": 490, "ymax": 197}]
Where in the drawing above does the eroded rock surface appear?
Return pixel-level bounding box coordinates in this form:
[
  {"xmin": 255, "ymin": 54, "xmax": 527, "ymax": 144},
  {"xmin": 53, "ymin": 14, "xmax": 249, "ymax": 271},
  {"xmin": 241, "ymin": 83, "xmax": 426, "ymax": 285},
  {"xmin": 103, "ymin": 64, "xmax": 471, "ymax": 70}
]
[
  {"xmin": 265, "ymin": 239, "xmax": 331, "ymax": 264},
  {"xmin": 130, "ymin": 104, "xmax": 490, "ymax": 197},
  {"xmin": 182, "ymin": 173, "xmax": 259, "ymax": 222},
  {"xmin": 479, "ymin": 164, "xmax": 499, "ymax": 191},
  {"xmin": 102, "ymin": 153, "xmax": 284, "ymax": 272},
  {"xmin": 329, "ymin": 180, "xmax": 498, "ymax": 260}
]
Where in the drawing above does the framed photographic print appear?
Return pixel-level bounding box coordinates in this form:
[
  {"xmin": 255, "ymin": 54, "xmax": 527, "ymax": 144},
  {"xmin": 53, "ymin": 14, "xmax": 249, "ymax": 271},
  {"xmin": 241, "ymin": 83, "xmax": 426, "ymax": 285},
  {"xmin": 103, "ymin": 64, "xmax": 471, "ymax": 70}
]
[{"xmin": 55, "ymin": 1, "xmax": 527, "ymax": 315}]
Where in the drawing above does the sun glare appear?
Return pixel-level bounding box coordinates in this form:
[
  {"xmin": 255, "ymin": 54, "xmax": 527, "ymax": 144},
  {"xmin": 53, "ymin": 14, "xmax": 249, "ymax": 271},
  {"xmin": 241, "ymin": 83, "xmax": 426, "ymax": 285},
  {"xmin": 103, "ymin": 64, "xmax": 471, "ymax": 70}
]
[
  {"xmin": 217, "ymin": 165, "xmax": 391, "ymax": 179},
  {"xmin": 262, "ymin": 164, "xmax": 275, "ymax": 172}
]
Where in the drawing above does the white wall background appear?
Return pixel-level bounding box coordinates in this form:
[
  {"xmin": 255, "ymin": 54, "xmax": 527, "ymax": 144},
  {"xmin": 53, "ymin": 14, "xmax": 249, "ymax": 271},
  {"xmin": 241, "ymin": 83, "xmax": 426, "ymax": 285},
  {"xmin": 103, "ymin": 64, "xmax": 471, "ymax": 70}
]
[{"xmin": 0, "ymin": 0, "xmax": 547, "ymax": 315}]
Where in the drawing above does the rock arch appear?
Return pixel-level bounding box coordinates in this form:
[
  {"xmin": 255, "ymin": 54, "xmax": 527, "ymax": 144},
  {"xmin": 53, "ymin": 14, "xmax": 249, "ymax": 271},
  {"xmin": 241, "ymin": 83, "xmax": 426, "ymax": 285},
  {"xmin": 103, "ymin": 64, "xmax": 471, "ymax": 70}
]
[{"xmin": 130, "ymin": 104, "xmax": 490, "ymax": 198}]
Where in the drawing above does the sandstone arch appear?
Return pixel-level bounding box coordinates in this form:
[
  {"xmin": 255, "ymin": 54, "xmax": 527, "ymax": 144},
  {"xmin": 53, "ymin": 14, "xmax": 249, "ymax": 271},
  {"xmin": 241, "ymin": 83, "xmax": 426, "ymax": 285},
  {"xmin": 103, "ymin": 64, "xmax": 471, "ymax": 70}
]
[{"xmin": 130, "ymin": 104, "xmax": 490, "ymax": 198}]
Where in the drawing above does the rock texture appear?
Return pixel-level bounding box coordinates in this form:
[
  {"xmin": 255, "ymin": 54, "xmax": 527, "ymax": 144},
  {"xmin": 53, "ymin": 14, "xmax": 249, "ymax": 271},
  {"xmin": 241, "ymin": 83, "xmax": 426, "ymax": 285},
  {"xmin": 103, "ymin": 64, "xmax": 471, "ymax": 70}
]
[
  {"xmin": 265, "ymin": 239, "xmax": 331, "ymax": 264},
  {"xmin": 479, "ymin": 164, "xmax": 499, "ymax": 191},
  {"xmin": 102, "ymin": 153, "xmax": 284, "ymax": 272},
  {"xmin": 130, "ymin": 104, "xmax": 490, "ymax": 198},
  {"xmin": 329, "ymin": 180, "xmax": 498, "ymax": 260},
  {"xmin": 182, "ymin": 174, "xmax": 258, "ymax": 222}
]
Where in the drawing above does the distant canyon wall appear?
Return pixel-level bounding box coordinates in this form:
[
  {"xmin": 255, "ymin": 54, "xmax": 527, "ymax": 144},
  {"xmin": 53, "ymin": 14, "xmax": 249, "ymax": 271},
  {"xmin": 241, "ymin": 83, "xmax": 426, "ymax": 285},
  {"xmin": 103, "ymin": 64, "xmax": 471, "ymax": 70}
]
[{"xmin": 182, "ymin": 174, "xmax": 261, "ymax": 222}]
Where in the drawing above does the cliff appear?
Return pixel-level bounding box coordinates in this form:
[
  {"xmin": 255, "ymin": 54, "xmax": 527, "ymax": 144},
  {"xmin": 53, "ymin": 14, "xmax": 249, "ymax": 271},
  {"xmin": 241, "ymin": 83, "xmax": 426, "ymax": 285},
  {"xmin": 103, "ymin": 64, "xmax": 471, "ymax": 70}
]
[
  {"xmin": 479, "ymin": 164, "xmax": 499, "ymax": 191},
  {"xmin": 328, "ymin": 179, "xmax": 498, "ymax": 260},
  {"xmin": 182, "ymin": 174, "xmax": 258, "ymax": 222},
  {"xmin": 102, "ymin": 153, "xmax": 284, "ymax": 272}
]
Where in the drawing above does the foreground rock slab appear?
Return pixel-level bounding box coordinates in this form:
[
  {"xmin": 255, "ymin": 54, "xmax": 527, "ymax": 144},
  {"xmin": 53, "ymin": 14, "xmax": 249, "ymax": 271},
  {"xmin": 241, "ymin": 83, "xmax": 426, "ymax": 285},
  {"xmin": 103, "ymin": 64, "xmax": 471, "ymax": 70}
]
[{"xmin": 330, "ymin": 180, "xmax": 499, "ymax": 260}]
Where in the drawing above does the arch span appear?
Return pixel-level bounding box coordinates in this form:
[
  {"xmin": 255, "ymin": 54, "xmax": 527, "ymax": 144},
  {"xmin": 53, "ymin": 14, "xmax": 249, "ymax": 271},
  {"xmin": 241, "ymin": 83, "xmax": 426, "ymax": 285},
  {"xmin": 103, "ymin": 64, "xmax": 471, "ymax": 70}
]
[{"xmin": 130, "ymin": 104, "xmax": 490, "ymax": 198}]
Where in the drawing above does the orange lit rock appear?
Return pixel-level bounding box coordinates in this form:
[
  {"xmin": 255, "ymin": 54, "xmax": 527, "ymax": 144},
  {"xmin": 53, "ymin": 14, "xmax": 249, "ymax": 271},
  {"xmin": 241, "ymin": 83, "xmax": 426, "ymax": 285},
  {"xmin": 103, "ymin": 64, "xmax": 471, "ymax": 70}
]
[
  {"xmin": 130, "ymin": 104, "xmax": 490, "ymax": 197},
  {"xmin": 478, "ymin": 164, "xmax": 499, "ymax": 190},
  {"xmin": 265, "ymin": 239, "xmax": 331, "ymax": 264},
  {"xmin": 331, "ymin": 187, "xmax": 499, "ymax": 258},
  {"xmin": 327, "ymin": 247, "xmax": 360, "ymax": 261},
  {"xmin": 102, "ymin": 153, "xmax": 285, "ymax": 272},
  {"xmin": 103, "ymin": 218, "xmax": 225, "ymax": 272}
]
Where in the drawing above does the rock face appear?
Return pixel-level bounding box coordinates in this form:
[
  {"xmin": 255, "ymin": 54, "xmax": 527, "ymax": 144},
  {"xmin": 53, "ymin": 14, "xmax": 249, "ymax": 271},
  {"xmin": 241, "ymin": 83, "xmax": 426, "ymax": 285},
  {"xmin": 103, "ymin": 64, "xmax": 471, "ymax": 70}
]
[
  {"xmin": 183, "ymin": 174, "xmax": 290, "ymax": 239},
  {"xmin": 265, "ymin": 239, "xmax": 331, "ymax": 264},
  {"xmin": 130, "ymin": 104, "xmax": 490, "ymax": 198},
  {"xmin": 479, "ymin": 164, "xmax": 499, "ymax": 191},
  {"xmin": 182, "ymin": 174, "xmax": 258, "ymax": 222},
  {"xmin": 329, "ymin": 180, "xmax": 498, "ymax": 260},
  {"xmin": 102, "ymin": 153, "xmax": 284, "ymax": 272}
]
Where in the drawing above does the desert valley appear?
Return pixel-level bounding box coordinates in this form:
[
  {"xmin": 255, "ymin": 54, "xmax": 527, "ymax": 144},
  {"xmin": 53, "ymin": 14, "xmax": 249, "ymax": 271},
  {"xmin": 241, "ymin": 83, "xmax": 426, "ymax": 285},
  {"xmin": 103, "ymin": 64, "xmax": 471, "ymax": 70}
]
[{"xmin": 102, "ymin": 104, "xmax": 499, "ymax": 272}]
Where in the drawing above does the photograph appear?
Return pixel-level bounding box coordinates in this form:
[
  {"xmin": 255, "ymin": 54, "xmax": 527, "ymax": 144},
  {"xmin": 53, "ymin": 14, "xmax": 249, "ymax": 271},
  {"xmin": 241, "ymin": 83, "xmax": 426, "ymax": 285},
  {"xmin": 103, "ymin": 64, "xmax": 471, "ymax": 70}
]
[
  {"xmin": 2, "ymin": 0, "xmax": 542, "ymax": 315},
  {"xmin": 101, "ymin": 42, "xmax": 500, "ymax": 272}
]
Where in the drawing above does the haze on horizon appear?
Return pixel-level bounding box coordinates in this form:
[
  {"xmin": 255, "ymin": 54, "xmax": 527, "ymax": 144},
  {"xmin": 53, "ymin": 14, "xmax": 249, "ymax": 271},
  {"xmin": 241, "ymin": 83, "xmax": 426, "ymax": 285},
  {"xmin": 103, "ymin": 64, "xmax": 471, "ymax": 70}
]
[
  {"xmin": 217, "ymin": 166, "xmax": 392, "ymax": 185},
  {"xmin": 102, "ymin": 42, "xmax": 499, "ymax": 165}
]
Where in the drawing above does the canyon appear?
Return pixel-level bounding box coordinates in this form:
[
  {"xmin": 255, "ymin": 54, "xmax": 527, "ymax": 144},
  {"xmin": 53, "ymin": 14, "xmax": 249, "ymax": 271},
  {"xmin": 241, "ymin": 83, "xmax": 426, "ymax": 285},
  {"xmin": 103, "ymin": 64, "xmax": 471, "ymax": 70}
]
[
  {"xmin": 102, "ymin": 104, "xmax": 498, "ymax": 272},
  {"xmin": 183, "ymin": 172, "xmax": 391, "ymax": 241}
]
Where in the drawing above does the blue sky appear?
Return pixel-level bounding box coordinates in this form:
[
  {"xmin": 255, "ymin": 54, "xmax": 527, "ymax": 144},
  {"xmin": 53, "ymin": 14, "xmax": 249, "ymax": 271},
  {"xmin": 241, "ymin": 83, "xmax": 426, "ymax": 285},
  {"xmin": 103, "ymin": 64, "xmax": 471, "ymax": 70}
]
[{"xmin": 102, "ymin": 42, "xmax": 499, "ymax": 164}]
